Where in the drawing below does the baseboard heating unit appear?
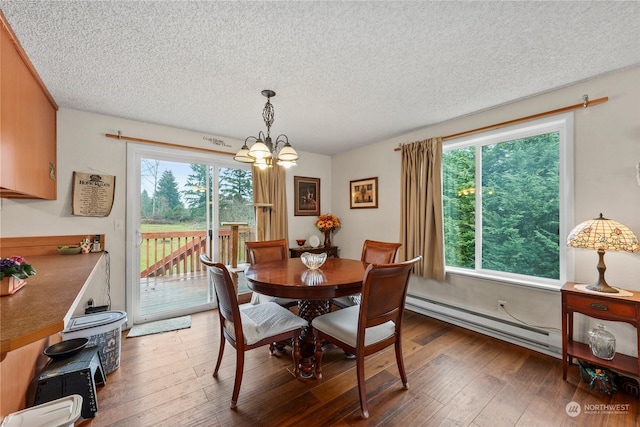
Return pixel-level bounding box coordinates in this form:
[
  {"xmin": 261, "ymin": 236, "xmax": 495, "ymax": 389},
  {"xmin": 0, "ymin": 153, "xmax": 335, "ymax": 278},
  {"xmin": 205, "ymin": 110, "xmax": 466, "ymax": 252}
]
[{"xmin": 405, "ymin": 294, "xmax": 562, "ymax": 358}]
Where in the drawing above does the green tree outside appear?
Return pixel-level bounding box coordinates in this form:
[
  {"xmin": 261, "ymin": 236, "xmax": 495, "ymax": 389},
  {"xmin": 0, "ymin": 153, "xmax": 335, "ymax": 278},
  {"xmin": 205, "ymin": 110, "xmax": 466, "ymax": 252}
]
[
  {"xmin": 218, "ymin": 167, "xmax": 254, "ymax": 227},
  {"xmin": 183, "ymin": 164, "xmax": 209, "ymax": 221},
  {"xmin": 443, "ymin": 132, "xmax": 560, "ymax": 279},
  {"xmin": 443, "ymin": 146, "xmax": 475, "ymax": 268},
  {"xmin": 180, "ymin": 165, "xmax": 254, "ymax": 227},
  {"xmin": 481, "ymin": 133, "xmax": 560, "ymax": 279},
  {"xmin": 140, "ymin": 189, "xmax": 153, "ymax": 219},
  {"xmin": 155, "ymin": 170, "xmax": 185, "ymax": 220}
]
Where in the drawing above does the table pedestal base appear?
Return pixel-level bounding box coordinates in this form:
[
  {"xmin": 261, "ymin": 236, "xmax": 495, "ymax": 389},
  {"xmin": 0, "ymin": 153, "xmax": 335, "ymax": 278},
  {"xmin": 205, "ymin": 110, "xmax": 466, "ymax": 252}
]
[{"xmin": 297, "ymin": 299, "xmax": 330, "ymax": 378}]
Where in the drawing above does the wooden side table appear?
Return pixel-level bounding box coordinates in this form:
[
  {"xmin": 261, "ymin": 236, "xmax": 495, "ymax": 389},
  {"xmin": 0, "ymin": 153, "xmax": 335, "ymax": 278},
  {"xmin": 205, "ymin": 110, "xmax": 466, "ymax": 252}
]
[
  {"xmin": 561, "ymin": 282, "xmax": 640, "ymax": 380},
  {"xmin": 289, "ymin": 246, "xmax": 339, "ymax": 259}
]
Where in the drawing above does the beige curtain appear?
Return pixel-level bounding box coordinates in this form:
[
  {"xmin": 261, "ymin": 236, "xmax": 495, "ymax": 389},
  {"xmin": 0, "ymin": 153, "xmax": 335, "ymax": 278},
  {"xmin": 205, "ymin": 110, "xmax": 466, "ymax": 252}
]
[
  {"xmin": 400, "ymin": 138, "xmax": 445, "ymax": 281},
  {"xmin": 252, "ymin": 165, "xmax": 288, "ymax": 241}
]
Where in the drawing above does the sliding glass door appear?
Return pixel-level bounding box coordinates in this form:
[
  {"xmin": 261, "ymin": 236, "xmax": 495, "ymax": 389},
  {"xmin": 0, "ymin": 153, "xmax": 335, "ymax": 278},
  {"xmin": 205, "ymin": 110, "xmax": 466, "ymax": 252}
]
[{"xmin": 126, "ymin": 143, "xmax": 253, "ymax": 324}]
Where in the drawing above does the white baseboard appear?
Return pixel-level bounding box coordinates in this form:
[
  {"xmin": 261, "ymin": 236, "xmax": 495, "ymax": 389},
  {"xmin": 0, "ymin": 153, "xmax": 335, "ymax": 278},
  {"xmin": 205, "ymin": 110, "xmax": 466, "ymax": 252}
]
[{"xmin": 405, "ymin": 294, "xmax": 562, "ymax": 358}]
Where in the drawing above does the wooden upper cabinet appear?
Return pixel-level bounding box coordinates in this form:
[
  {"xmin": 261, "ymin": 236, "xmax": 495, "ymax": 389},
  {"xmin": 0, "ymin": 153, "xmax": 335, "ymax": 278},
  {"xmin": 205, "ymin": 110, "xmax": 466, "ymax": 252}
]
[{"xmin": 1, "ymin": 15, "xmax": 57, "ymax": 199}]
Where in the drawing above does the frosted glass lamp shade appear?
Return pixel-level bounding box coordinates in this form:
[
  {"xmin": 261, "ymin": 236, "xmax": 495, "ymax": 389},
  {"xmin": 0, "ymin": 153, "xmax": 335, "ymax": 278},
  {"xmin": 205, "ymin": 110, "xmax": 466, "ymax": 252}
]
[
  {"xmin": 277, "ymin": 142, "xmax": 299, "ymax": 161},
  {"xmin": 234, "ymin": 144, "xmax": 254, "ymax": 163},
  {"xmin": 248, "ymin": 141, "xmax": 271, "ymax": 160}
]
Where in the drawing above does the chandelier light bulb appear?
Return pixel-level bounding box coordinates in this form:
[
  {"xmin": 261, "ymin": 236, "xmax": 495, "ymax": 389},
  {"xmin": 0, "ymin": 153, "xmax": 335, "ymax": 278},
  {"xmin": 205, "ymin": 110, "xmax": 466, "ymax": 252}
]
[
  {"xmin": 255, "ymin": 158, "xmax": 269, "ymax": 170},
  {"xmin": 278, "ymin": 159, "xmax": 296, "ymax": 168}
]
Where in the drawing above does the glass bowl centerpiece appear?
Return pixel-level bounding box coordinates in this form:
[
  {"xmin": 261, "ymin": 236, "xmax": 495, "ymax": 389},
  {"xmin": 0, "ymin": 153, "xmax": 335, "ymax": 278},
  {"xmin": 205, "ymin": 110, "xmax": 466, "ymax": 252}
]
[{"xmin": 300, "ymin": 252, "xmax": 327, "ymax": 270}]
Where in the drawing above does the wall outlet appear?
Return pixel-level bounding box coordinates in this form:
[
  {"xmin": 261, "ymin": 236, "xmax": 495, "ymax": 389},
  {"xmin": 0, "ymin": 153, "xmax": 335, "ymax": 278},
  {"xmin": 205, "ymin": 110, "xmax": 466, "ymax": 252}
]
[{"xmin": 498, "ymin": 300, "xmax": 507, "ymax": 310}]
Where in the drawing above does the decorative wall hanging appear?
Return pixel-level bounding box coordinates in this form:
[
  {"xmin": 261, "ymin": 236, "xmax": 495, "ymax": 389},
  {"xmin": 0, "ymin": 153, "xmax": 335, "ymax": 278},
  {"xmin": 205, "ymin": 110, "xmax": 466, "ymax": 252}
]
[
  {"xmin": 294, "ymin": 176, "xmax": 320, "ymax": 216},
  {"xmin": 72, "ymin": 172, "xmax": 115, "ymax": 217},
  {"xmin": 350, "ymin": 177, "xmax": 378, "ymax": 209}
]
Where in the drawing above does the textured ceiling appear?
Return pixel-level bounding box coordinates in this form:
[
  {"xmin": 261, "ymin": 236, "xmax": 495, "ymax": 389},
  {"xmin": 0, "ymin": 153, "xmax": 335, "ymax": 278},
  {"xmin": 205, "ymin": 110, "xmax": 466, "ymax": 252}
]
[{"xmin": 1, "ymin": 1, "xmax": 639, "ymax": 156}]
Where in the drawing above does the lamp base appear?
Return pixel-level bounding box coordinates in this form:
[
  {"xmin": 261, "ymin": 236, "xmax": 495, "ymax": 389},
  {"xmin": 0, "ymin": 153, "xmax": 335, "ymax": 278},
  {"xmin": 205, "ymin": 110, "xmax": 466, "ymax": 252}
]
[
  {"xmin": 586, "ymin": 248, "xmax": 619, "ymax": 293},
  {"xmin": 586, "ymin": 280, "xmax": 619, "ymax": 293}
]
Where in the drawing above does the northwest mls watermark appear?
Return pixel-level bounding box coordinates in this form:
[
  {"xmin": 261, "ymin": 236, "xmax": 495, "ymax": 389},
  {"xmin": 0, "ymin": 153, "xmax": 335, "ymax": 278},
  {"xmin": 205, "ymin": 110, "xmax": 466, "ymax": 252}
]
[
  {"xmin": 583, "ymin": 403, "xmax": 630, "ymax": 415},
  {"xmin": 566, "ymin": 401, "xmax": 631, "ymax": 417}
]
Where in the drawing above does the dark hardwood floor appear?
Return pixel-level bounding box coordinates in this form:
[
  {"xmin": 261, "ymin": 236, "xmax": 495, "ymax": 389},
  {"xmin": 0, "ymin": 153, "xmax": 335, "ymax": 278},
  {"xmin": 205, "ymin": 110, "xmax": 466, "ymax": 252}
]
[{"xmin": 79, "ymin": 309, "xmax": 639, "ymax": 426}]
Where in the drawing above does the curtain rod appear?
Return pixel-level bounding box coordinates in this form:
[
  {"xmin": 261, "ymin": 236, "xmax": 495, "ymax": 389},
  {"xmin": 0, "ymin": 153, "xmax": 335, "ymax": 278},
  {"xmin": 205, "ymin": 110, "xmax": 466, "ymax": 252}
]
[
  {"xmin": 394, "ymin": 95, "xmax": 608, "ymax": 151},
  {"xmin": 105, "ymin": 132, "xmax": 235, "ymax": 156}
]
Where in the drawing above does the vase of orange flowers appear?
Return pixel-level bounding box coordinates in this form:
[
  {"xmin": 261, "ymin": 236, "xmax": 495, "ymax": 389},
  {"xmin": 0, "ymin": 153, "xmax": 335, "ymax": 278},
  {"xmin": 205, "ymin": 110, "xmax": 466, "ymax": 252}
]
[{"xmin": 316, "ymin": 213, "xmax": 340, "ymax": 247}]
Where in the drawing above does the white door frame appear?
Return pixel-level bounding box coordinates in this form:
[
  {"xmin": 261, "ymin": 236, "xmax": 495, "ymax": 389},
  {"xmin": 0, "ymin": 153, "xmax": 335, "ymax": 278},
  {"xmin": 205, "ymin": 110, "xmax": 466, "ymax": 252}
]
[{"xmin": 126, "ymin": 143, "xmax": 236, "ymax": 324}]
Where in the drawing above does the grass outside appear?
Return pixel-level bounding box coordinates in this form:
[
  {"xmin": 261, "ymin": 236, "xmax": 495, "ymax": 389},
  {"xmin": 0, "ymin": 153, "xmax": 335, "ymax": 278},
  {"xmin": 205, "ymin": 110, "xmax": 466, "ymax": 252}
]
[{"xmin": 141, "ymin": 222, "xmax": 205, "ymax": 232}]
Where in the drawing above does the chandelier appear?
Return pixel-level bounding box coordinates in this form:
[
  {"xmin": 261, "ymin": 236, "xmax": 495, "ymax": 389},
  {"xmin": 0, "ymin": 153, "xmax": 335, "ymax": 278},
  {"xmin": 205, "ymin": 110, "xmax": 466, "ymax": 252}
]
[{"xmin": 234, "ymin": 89, "xmax": 298, "ymax": 169}]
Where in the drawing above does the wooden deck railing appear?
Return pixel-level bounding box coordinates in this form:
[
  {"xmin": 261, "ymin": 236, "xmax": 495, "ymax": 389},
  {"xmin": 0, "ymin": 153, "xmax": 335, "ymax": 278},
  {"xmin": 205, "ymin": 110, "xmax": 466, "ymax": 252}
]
[{"xmin": 140, "ymin": 228, "xmax": 254, "ymax": 279}]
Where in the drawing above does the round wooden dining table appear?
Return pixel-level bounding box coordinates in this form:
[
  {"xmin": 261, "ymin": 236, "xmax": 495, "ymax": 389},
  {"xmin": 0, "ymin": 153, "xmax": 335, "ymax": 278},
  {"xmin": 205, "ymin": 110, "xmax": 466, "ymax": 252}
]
[{"xmin": 245, "ymin": 257, "xmax": 368, "ymax": 377}]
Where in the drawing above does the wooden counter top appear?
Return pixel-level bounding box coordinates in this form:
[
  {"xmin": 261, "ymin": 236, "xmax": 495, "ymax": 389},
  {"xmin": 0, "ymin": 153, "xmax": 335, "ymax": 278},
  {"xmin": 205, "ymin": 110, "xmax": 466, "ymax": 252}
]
[{"xmin": 1, "ymin": 252, "xmax": 104, "ymax": 353}]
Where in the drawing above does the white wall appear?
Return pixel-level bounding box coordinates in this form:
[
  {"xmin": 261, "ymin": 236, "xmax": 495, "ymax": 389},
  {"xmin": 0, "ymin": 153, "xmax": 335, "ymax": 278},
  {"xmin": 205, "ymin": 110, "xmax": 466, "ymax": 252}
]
[
  {"xmin": 332, "ymin": 66, "xmax": 640, "ymax": 356},
  {"xmin": 331, "ymin": 142, "xmax": 402, "ymax": 258},
  {"xmin": 286, "ymin": 151, "xmax": 333, "ymax": 248},
  {"xmin": 0, "ymin": 108, "xmax": 331, "ymax": 318}
]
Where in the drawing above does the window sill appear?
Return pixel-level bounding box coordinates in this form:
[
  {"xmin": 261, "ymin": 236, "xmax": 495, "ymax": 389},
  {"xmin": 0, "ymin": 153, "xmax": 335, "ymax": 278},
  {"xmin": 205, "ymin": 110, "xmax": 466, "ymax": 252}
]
[{"xmin": 445, "ymin": 267, "xmax": 562, "ymax": 293}]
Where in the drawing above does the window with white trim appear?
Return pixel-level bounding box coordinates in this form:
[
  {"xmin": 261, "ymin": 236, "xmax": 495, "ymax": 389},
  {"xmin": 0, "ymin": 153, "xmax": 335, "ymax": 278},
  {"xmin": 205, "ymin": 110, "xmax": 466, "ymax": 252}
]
[{"xmin": 442, "ymin": 113, "xmax": 574, "ymax": 287}]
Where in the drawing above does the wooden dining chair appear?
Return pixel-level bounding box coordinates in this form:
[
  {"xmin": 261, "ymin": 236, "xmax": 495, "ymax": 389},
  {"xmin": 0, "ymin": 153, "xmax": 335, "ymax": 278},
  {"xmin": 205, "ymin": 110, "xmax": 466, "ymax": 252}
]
[
  {"xmin": 312, "ymin": 256, "xmax": 422, "ymax": 419},
  {"xmin": 332, "ymin": 239, "xmax": 402, "ymax": 308},
  {"xmin": 245, "ymin": 239, "xmax": 297, "ymax": 308},
  {"xmin": 199, "ymin": 254, "xmax": 307, "ymax": 409},
  {"xmin": 245, "ymin": 239, "xmax": 288, "ymax": 264},
  {"xmin": 361, "ymin": 239, "xmax": 402, "ymax": 264}
]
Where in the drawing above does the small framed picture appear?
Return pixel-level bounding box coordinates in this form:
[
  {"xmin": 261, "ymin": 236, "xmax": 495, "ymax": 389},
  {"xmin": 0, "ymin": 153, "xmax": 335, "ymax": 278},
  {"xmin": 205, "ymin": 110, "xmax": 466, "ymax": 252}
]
[
  {"xmin": 350, "ymin": 177, "xmax": 378, "ymax": 209},
  {"xmin": 294, "ymin": 176, "xmax": 320, "ymax": 216}
]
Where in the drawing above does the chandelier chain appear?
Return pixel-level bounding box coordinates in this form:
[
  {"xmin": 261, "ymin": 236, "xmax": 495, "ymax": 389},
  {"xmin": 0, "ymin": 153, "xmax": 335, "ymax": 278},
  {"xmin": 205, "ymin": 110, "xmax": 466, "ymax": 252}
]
[{"xmin": 262, "ymin": 98, "xmax": 274, "ymax": 136}]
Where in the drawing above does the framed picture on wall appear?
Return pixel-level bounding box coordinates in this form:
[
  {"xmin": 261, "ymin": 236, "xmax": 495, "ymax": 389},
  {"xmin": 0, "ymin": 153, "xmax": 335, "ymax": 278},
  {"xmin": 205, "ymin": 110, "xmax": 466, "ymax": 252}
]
[
  {"xmin": 294, "ymin": 176, "xmax": 320, "ymax": 216},
  {"xmin": 350, "ymin": 177, "xmax": 378, "ymax": 209}
]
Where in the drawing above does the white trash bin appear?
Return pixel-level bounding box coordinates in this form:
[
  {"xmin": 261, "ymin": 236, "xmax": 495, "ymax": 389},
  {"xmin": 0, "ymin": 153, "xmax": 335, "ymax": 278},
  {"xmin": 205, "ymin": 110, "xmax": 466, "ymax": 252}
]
[
  {"xmin": 61, "ymin": 310, "xmax": 127, "ymax": 374},
  {"xmin": 1, "ymin": 395, "xmax": 82, "ymax": 427}
]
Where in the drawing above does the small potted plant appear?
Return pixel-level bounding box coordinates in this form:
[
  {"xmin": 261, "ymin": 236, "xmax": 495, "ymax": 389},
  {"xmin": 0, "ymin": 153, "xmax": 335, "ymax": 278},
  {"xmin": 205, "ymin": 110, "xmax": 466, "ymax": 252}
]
[{"xmin": 0, "ymin": 256, "xmax": 36, "ymax": 296}]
